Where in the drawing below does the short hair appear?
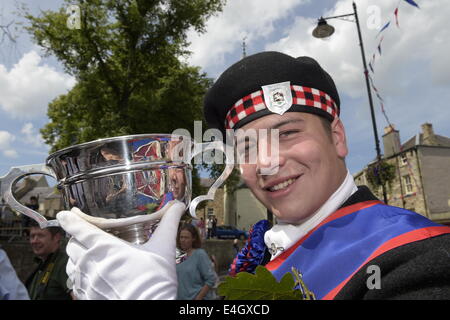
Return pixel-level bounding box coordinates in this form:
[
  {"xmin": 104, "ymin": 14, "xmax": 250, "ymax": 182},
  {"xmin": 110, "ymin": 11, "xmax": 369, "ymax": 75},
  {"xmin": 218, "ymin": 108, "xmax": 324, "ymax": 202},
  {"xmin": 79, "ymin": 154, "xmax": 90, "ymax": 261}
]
[
  {"xmin": 319, "ymin": 116, "xmax": 333, "ymax": 140},
  {"xmin": 177, "ymin": 223, "xmax": 202, "ymax": 249},
  {"xmin": 29, "ymin": 219, "xmax": 65, "ymax": 237}
]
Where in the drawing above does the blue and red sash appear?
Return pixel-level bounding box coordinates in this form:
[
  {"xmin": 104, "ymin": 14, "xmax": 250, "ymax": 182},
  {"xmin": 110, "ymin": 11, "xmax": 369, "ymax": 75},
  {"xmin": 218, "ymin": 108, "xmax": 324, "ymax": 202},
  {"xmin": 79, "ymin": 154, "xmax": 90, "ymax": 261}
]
[{"xmin": 265, "ymin": 200, "xmax": 450, "ymax": 300}]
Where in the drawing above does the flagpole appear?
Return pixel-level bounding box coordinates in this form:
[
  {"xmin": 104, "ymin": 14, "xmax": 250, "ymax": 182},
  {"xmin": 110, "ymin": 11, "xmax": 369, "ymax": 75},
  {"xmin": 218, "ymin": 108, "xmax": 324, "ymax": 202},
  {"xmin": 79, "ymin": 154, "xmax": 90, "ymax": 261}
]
[
  {"xmin": 353, "ymin": 2, "xmax": 388, "ymax": 203},
  {"xmin": 313, "ymin": 2, "xmax": 388, "ymax": 203}
]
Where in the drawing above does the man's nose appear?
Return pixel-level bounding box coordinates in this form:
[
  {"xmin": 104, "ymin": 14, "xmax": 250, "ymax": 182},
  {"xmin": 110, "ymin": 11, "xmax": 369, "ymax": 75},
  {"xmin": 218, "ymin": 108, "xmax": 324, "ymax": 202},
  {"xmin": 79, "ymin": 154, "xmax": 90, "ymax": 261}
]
[{"xmin": 256, "ymin": 135, "xmax": 281, "ymax": 176}]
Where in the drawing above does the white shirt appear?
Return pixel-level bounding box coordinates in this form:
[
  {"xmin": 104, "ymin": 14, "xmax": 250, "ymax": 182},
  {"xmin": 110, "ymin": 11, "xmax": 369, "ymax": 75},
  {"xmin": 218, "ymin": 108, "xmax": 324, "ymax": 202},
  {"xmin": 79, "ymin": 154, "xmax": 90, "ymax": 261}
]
[
  {"xmin": 264, "ymin": 170, "xmax": 358, "ymax": 259},
  {"xmin": 0, "ymin": 249, "xmax": 30, "ymax": 300}
]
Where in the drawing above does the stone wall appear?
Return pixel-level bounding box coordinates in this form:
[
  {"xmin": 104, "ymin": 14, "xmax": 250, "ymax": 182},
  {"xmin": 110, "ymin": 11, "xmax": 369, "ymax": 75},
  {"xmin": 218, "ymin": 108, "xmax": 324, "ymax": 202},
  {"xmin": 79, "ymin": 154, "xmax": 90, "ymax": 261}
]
[
  {"xmin": 419, "ymin": 146, "xmax": 450, "ymax": 223},
  {"xmin": 203, "ymin": 238, "xmax": 243, "ymax": 275},
  {"xmin": 235, "ymin": 189, "xmax": 267, "ymax": 232},
  {"xmin": 1, "ymin": 237, "xmax": 241, "ymax": 286},
  {"xmin": 196, "ymin": 188, "xmax": 225, "ymax": 225},
  {"xmin": 384, "ymin": 149, "xmax": 428, "ymax": 217},
  {"xmin": 1, "ymin": 240, "xmax": 36, "ymax": 283}
]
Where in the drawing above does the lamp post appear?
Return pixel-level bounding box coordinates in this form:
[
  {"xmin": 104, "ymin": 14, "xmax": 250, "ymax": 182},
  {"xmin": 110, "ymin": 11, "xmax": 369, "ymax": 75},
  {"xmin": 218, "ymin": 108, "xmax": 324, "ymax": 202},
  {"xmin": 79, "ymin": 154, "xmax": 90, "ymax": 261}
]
[{"xmin": 312, "ymin": 2, "xmax": 387, "ymax": 203}]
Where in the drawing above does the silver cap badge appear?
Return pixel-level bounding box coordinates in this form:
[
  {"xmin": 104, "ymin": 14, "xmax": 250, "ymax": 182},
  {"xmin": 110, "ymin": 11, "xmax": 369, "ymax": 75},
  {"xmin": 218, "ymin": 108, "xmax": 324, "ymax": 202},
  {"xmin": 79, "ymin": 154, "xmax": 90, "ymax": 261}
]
[{"xmin": 261, "ymin": 81, "xmax": 293, "ymax": 115}]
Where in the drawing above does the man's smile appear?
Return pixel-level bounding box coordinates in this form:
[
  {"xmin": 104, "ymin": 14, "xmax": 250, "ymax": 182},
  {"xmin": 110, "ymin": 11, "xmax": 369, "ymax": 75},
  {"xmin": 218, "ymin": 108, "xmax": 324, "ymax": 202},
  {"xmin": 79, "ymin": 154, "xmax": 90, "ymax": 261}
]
[{"xmin": 262, "ymin": 174, "xmax": 302, "ymax": 194}]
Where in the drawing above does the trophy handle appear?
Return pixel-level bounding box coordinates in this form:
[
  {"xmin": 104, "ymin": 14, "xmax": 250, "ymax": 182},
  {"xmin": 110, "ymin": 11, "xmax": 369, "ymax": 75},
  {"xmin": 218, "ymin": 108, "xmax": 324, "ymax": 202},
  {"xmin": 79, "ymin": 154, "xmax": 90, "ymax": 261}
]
[
  {"xmin": 0, "ymin": 164, "xmax": 59, "ymax": 228},
  {"xmin": 188, "ymin": 141, "xmax": 234, "ymax": 218}
]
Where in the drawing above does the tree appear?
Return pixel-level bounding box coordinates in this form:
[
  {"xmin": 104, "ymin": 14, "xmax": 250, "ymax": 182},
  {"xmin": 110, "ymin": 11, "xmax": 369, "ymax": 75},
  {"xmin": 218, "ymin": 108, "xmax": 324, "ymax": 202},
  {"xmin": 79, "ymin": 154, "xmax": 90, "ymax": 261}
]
[
  {"xmin": 24, "ymin": 0, "xmax": 224, "ymax": 150},
  {"xmin": 24, "ymin": 0, "xmax": 225, "ymax": 199},
  {"xmin": 0, "ymin": 9, "xmax": 20, "ymax": 60},
  {"xmin": 366, "ymin": 160, "xmax": 396, "ymax": 195}
]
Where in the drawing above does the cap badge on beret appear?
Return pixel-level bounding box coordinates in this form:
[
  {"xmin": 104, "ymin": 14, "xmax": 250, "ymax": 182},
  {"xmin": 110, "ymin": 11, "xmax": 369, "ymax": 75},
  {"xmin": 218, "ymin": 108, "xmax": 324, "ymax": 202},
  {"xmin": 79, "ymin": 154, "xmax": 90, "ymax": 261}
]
[{"xmin": 261, "ymin": 81, "xmax": 293, "ymax": 115}]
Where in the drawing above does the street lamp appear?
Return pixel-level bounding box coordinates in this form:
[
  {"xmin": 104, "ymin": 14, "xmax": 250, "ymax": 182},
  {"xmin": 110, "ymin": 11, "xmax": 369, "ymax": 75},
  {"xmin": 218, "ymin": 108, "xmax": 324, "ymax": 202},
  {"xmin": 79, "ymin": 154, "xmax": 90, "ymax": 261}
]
[{"xmin": 312, "ymin": 2, "xmax": 388, "ymax": 203}]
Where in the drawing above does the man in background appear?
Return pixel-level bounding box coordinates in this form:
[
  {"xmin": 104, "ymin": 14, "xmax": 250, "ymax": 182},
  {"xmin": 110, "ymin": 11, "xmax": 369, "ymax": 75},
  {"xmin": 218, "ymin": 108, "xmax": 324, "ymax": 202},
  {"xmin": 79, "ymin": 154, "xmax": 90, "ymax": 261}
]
[{"xmin": 25, "ymin": 220, "xmax": 72, "ymax": 300}]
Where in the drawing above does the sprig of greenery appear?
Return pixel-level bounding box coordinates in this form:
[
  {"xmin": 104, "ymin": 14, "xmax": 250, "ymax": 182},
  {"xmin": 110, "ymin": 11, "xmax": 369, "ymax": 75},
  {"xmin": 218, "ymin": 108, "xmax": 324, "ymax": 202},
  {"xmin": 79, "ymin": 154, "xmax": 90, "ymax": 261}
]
[
  {"xmin": 218, "ymin": 266, "xmax": 306, "ymax": 300},
  {"xmin": 366, "ymin": 160, "xmax": 396, "ymax": 190}
]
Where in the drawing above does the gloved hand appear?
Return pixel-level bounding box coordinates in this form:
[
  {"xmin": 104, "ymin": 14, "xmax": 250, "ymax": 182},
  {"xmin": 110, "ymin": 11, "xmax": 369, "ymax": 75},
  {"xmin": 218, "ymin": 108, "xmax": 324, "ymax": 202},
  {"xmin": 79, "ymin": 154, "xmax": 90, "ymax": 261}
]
[{"xmin": 56, "ymin": 200, "xmax": 186, "ymax": 300}]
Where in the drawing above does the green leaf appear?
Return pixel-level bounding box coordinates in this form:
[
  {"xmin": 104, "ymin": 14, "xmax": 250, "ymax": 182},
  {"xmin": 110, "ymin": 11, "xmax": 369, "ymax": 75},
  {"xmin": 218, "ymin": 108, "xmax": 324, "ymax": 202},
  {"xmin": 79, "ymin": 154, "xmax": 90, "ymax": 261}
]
[{"xmin": 217, "ymin": 266, "xmax": 304, "ymax": 300}]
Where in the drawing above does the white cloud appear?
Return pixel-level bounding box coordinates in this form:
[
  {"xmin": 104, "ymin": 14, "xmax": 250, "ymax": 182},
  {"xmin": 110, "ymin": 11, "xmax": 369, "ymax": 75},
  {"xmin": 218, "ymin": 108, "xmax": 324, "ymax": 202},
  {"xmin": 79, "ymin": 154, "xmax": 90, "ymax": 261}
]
[
  {"xmin": 182, "ymin": 0, "xmax": 450, "ymax": 174},
  {"xmin": 3, "ymin": 149, "xmax": 18, "ymax": 158},
  {"xmin": 263, "ymin": 0, "xmax": 450, "ymax": 98},
  {"xmin": 0, "ymin": 50, "xmax": 76, "ymax": 118},
  {"xmin": 185, "ymin": 0, "xmax": 307, "ymax": 75},
  {"xmin": 0, "ymin": 131, "xmax": 18, "ymax": 158},
  {"xmin": 261, "ymin": 0, "xmax": 450, "ymax": 151},
  {"xmin": 20, "ymin": 122, "xmax": 47, "ymax": 149}
]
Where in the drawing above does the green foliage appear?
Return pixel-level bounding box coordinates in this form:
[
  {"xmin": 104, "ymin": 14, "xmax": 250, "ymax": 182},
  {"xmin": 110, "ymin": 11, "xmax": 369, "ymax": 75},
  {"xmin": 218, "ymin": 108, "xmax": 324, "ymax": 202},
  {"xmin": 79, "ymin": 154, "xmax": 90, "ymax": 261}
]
[
  {"xmin": 22, "ymin": 0, "xmax": 225, "ymax": 197},
  {"xmin": 366, "ymin": 160, "xmax": 396, "ymax": 190},
  {"xmin": 217, "ymin": 266, "xmax": 305, "ymax": 300},
  {"xmin": 203, "ymin": 163, "xmax": 241, "ymax": 194},
  {"xmin": 23, "ymin": 0, "xmax": 224, "ymax": 152}
]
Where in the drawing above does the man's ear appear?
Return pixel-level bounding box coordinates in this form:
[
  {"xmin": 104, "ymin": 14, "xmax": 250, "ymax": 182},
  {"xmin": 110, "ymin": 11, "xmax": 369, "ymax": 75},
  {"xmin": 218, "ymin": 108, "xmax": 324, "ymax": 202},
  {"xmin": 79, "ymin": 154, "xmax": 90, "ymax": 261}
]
[
  {"xmin": 53, "ymin": 232, "xmax": 62, "ymax": 243},
  {"xmin": 331, "ymin": 117, "xmax": 348, "ymax": 158}
]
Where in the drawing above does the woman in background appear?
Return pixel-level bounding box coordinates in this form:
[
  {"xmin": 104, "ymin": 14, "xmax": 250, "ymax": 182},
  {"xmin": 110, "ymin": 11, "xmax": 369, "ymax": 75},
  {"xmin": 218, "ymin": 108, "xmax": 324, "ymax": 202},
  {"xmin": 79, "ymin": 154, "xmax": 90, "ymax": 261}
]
[{"xmin": 176, "ymin": 223, "xmax": 217, "ymax": 300}]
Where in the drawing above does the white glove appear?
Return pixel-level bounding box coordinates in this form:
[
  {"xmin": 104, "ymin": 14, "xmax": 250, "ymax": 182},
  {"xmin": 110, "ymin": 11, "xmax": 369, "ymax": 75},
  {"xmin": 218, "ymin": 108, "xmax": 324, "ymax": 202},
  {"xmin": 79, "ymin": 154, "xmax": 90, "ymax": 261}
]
[{"xmin": 56, "ymin": 200, "xmax": 186, "ymax": 300}]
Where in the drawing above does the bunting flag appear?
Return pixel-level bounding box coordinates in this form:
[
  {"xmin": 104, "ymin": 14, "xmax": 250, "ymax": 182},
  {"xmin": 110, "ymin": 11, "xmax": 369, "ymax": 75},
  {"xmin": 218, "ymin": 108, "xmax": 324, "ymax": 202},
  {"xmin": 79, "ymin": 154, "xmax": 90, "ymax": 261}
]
[
  {"xmin": 394, "ymin": 7, "xmax": 399, "ymax": 27},
  {"xmin": 376, "ymin": 92, "xmax": 384, "ymax": 102},
  {"xmin": 364, "ymin": 0, "xmax": 423, "ymax": 201},
  {"xmin": 379, "ymin": 101, "xmax": 393, "ymax": 126},
  {"xmin": 377, "ymin": 36, "xmax": 384, "ymax": 55},
  {"xmin": 404, "ymin": 0, "xmax": 419, "ymax": 9},
  {"xmin": 368, "ymin": 0, "xmax": 421, "ymax": 131},
  {"xmin": 377, "ymin": 21, "xmax": 390, "ymax": 38},
  {"xmin": 368, "ymin": 54, "xmax": 375, "ymax": 72}
]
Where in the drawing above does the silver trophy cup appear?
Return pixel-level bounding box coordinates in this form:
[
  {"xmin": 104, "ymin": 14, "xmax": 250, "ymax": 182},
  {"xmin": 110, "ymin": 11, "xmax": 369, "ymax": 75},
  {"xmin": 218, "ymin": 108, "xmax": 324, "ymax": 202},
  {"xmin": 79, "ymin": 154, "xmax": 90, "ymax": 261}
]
[{"xmin": 0, "ymin": 134, "xmax": 233, "ymax": 244}]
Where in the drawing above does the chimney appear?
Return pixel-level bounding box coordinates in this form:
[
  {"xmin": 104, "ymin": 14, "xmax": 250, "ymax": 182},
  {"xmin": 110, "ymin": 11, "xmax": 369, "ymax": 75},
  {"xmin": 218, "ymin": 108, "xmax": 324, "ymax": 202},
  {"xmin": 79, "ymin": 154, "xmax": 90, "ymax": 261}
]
[
  {"xmin": 382, "ymin": 124, "xmax": 401, "ymax": 158},
  {"xmin": 421, "ymin": 123, "xmax": 437, "ymax": 145}
]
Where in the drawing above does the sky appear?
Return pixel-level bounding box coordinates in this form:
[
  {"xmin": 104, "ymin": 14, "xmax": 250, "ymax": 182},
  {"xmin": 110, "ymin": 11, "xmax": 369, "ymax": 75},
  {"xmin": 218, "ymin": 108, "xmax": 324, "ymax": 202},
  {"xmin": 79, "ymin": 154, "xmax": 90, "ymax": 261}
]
[{"xmin": 1, "ymin": 0, "xmax": 449, "ymax": 181}]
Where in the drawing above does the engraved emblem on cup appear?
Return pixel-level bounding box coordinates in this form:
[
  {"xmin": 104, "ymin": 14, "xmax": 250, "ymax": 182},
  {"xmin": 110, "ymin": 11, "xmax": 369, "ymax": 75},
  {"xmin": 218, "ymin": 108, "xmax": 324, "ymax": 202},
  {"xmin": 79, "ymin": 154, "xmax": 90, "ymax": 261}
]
[{"xmin": 0, "ymin": 134, "xmax": 233, "ymax": 244}]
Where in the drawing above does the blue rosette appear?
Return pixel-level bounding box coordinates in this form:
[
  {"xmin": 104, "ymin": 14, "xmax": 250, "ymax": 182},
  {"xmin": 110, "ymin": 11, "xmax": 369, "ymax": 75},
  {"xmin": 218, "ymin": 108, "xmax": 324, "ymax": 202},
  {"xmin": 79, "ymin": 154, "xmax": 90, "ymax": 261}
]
[{"xmin": 228, "ymin": 219, "xmax": 270, "ymax": 276}]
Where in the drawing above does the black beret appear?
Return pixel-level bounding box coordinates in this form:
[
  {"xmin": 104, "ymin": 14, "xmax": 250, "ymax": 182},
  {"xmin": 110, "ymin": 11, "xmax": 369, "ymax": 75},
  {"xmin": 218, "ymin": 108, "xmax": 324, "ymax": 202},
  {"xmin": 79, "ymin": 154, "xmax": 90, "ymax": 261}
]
[{"xmin": 204, "ymin": 51, "xmax": 340, "ymax": 135}]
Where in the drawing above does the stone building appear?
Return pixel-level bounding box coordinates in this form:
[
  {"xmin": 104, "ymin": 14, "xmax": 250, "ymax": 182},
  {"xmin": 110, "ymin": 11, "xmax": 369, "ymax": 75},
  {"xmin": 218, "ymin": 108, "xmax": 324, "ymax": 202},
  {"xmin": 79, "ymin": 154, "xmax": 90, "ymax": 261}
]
[
  {"xmin": 195, "ymin": 177, "xmax": 267, "ymax": 231},
  {"xmin": 354, "ymin": 123, "xmax": 450, "ymax": 226},
  {"xmin": 1, "ymin": 175, "xmax": 64, "ymax": 220},
  {"xmin": 195, "ymin": 178, "xmax": 226, "ymax": 225},
  {"xmin": 223, "ymin": 182, "xmax": 268, "ymax": 232}
]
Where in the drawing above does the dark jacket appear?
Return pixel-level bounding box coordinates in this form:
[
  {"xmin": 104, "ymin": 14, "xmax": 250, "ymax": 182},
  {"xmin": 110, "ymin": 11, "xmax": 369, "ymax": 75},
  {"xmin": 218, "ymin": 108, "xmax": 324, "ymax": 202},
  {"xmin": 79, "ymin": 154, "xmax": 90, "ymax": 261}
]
[
  {"xmin": 258, "ymin": 186, "xmax": 450, "ymax": 299},
  {"xmin": 25, "ymin": 249, "xmax": 72, "ymax": 300},
  {"xmin": 334, "ymin": 187, "xmax": 450, "ymax": 299}
]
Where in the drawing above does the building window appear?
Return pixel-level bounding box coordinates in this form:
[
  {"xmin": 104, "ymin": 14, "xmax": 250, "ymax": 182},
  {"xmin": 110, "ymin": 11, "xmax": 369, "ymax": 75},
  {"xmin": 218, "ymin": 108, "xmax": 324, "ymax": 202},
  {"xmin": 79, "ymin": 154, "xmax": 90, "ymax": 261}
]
[
  {"xmin": 207, "ymin": 207, "xmax": 214, "ymax": 217},
  {"xmin": 403, "ymin": 175, "xmax": 413, "ymax": 194},
  {"xmin": 400, "ymin": 153, "xmax": 407, "ymax": 166}
]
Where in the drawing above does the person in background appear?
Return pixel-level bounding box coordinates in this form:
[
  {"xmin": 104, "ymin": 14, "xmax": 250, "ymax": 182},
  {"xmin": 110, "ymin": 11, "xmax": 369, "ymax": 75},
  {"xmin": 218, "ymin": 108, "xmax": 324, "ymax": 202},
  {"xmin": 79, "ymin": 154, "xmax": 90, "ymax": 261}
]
[
  {"xmin": 0, "ymin": 247, "xmax": 30, "ymax": 300},
  {"xmin": 233, "ymin": 238, "xmax": 239, "ymax": 255},
  {"xmin": 197, "ymin": 217, "xmax": 206, "ymax": 240},
  {"xmin": 206, "ymin": 216, "xmax": 213, "ymax": 239},
  {"xmin": 22, "ymin": 196, "xmax": 39, "ymax": 237},
  {"xmin": 176, "ymin": 223, "xmax": 216, "ymax": 300},
  {"xmin": 25, "ymin": 220, "xmax": 72, "ymax": 300},
  {"xmin": 212, "ymin": 217, "xmax": 218, "ymax": 238}
]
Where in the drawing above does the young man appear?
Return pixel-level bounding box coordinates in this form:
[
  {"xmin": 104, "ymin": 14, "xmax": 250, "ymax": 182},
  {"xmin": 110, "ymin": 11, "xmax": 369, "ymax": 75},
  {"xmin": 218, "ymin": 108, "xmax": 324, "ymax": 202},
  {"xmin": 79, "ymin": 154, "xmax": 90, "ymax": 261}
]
[
  {"xmin": 25, "ymin": 221, "xmax": 72, "ymax": 300},
  {"xmin": 57, "ymin": 51, "xmax": 450, "ymax": 300},
  {"xmin": 203, "ymin": 51, "xmax": 450, "ymax": 299}
]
